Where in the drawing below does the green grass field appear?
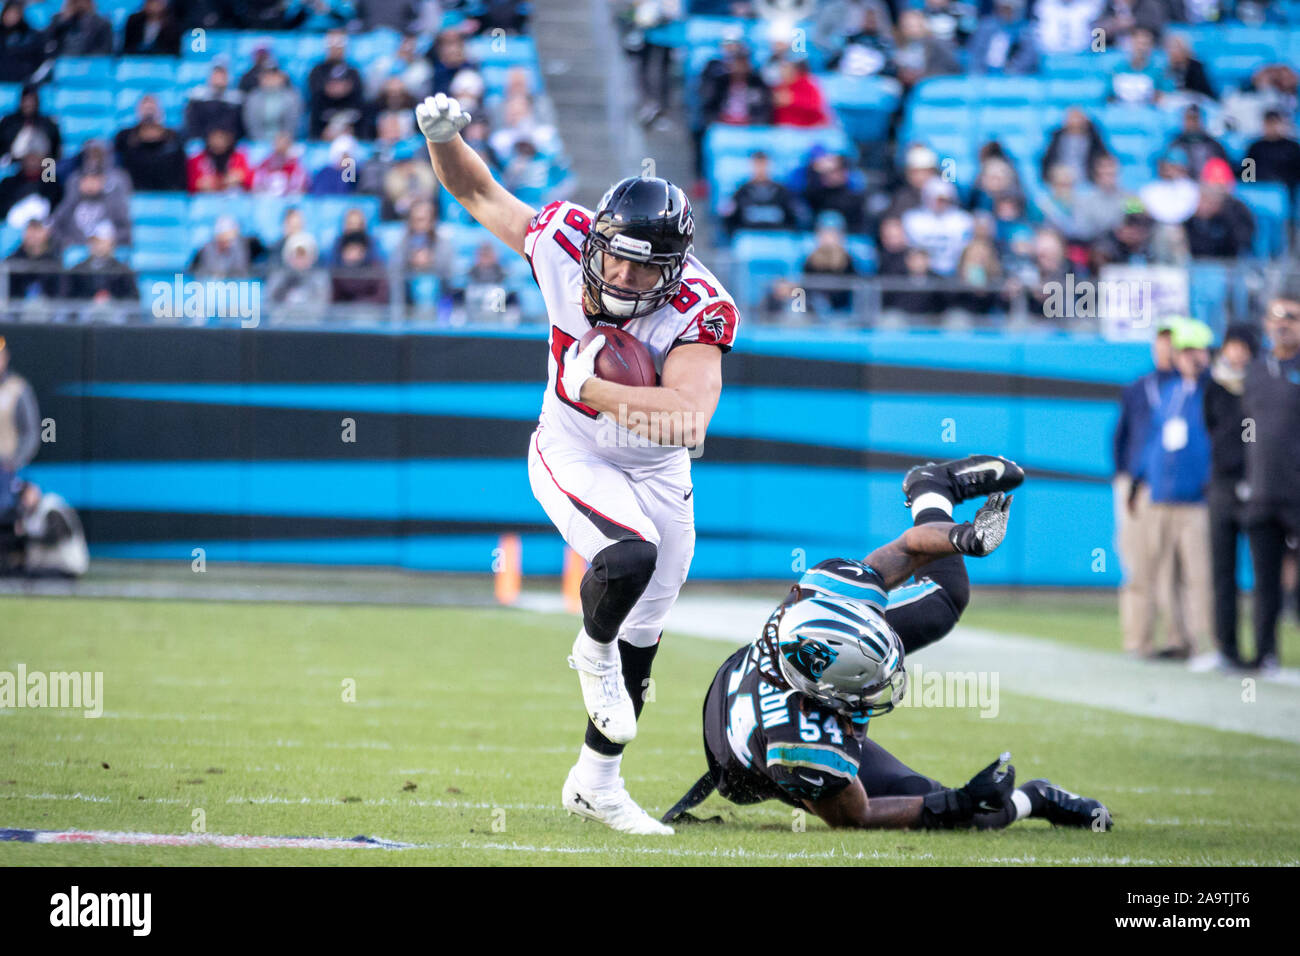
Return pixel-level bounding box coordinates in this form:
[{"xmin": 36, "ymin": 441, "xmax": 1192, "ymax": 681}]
[{"xmin": 2, "ymin": 593, "xmax": 1298, "ymax": 866}]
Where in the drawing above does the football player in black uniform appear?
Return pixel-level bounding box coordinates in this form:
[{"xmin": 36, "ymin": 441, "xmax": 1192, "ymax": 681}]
[{"xmin": 665, "ymin": 455, "xmax": 1113, "ymax": 832}]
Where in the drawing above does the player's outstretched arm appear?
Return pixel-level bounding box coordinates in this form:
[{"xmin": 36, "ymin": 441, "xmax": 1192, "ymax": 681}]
[
  {"xmin": 864, "ymin": 493, "xmax": 1013, "ymax": 590},
  {"xmin": 416, "ymin": 93, "xmax": 535, "ymax": 258}
]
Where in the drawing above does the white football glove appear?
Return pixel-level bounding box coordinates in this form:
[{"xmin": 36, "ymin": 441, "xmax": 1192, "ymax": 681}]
[
  {"xmin": 561, "ymin": 335, "xmax": 605, "ymax": 403},
  {"xmin": 415, "ymin": 93, "xmax": 472, "ymax": 144}
]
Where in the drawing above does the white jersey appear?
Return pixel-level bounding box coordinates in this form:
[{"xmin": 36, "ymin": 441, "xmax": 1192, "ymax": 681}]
[{"xmin": 522, "ymin": 199, "xmax": 740, "ymax": 478}]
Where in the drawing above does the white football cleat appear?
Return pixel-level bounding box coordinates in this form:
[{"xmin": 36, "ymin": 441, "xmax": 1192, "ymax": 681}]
[
  {"xmin": 568, "ymin": 632, "xmax": 637, "ymax": 745},
  {"xmin": 562, "ymin": 767, "xmax": 673, "ymax": 835}
]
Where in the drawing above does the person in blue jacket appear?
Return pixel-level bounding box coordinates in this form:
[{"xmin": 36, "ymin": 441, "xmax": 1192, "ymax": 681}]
[{"xmin": 1128, "ymin": 318, "xmax": 1214, "ymax": 663}]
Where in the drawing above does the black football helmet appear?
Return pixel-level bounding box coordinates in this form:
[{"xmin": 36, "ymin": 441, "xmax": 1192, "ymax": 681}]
[{"xmin": 581, "ymin": 176, "xmax": 694, "ymax": 322}]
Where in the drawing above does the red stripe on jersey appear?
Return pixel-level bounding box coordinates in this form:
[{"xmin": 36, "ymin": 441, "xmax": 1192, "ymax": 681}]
[
  {"xmin": 534, "ymin": 437, "xmax": 648, "ymax": 542},
  {"xmin": 553, "ymin": 229, "xmax": 582, "ymax": 263}
]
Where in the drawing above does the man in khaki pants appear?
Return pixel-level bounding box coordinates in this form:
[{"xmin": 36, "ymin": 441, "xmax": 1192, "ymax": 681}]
[
  {"xmin": 1128, "ymin": 319, "xmax": 1215, "ymax": 660},
  {"xmin": 1113, "ymin": 323, "xmax": 1178, "ymax": 654}
]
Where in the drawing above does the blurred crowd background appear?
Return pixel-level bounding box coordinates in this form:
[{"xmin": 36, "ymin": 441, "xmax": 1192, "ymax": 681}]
[{"xmin": 0, "ymin": 0, "xmax": 1294, "ymax": 329}]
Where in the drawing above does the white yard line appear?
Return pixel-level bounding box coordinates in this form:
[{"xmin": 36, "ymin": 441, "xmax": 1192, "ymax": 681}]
[{"xmin": 661, "ymin": 595, "xmax": 1300, "ymax": 745}]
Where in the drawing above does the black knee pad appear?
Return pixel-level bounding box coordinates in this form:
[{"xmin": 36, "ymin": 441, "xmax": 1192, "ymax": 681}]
[{"xmin": 580, "ymin": 539, "xmax": 658, "ymax": 644}]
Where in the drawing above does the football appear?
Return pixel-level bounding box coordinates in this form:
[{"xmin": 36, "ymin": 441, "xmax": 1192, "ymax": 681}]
[{"xmin": 580, "ymin": 326, "xmax": 657, "ymax": 388}]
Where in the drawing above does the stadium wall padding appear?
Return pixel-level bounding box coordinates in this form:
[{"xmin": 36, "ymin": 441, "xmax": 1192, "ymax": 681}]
[{"xmin": 3, "ymin": 323, "xmax": 1157, "ymax": 586}]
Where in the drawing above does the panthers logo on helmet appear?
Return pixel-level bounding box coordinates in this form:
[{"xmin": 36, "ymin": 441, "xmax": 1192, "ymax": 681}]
[{"xmin": 785, "ymin": 639, "xmax": 838, "ymax": 682}]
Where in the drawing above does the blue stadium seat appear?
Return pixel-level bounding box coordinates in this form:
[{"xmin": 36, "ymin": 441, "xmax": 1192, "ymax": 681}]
[
  {"xmin": 302, "ymin": 140, "xmax": 374, "ymax": 173},
  {"xmin": 48, "ymin": 88, "xmax": 115, "ymax": 116},
  {"xmin": 134, "ymin": 224, "xmax": 193, "ymax": 253},
  {"xmin": 1044, "ymin": 75, "xmax": 1108, "ymax": 105},
  {"xmin": 467, "ymin": 34, "xmax": 539, "ymax": 67},
  {"xmin": 0, "ymin": 83, "xmax": 22, "ymax": 115},
  {"xmin": 407, "ymin": 275, "xmax": 440, "ymax": 307},
  {"xmin": 1206, "ymin": 47, "xmax": 1280, "ymax": 92},
  {"xmin": 350, "ymin": 29, "xmax": 404, "ymax": 64},
  {"xmin": 52, "ymin": 57, "xmax": 115, "ymax": 87},
  {"xmin": 116, "ymin": 57, "xmax": 179, "ymax": 87},
  {"xmin": 1093, "ymin": 103, "xmax": 1166, "ymax": 134},
  {"xmin": 1188, "ymin": 260, "xmax": 1229, "ymax": 327},
  {"xmin": 829, "ymin": 75, "xmax": 908, "ymax": 144},
  {"xmin": 731, "ymin": 230, "xmax": 803, "ymax": 308},
  {"xmin": 373, "ymin": 222, "xmax": 407, "ymax": 260},
  {"xmin": 177, "ymin": 59, "xmax": 217, "ymax": 86},
  {"xmin": 1236, "ymin": 182, "xmax": 1291, "ymax": 258},
  {"xmin": 59, "ymin": 115, "xmax": 120, "ymax": 153},
  {"xmin": 1039, "ymin": 51, "xmax": 1126, "ymax": 75},
  {"xmin": 0, "ymin": 223, "xmax": 21, "ymax": 257},
  {"xmin": 132, "ymin": 247, "xmax": 190, "ymax": 272},
  {"xmin": 190, "ymin": 193, "xmax": 256, "ymax": 232},
  {"xmin": 62, "ymin": 245, "xmax": 89, "ymax": 268},
  {"xmin": 130, "ymin": 193, "xmax": 190, "ymax": 226},
  {"xmin": 704, "ymin": 125, "xmax": 849, "ymax": 174}
]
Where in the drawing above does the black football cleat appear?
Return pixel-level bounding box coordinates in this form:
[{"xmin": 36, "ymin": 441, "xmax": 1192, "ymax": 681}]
[
  {"xmin": 1021, "ymin": 778, "xmax": 1113, "ymax": 831},
  {"xmin": 902, "ymin": 455, "xmax": 1025, "ymax": 507}
]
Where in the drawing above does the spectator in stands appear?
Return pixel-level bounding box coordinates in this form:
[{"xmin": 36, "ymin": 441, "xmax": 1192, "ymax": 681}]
[
  {"xmin": 464, "ymin": 0, "xmax": 528, "ymax": 36},
  {"xmin": 365, "ymin": 75, "xmax": 419, "ymax": 141},
  {"xmin": 252, "ymin": 131, "xmax": 308, "ymax": 196},
  {"xmin": 183, "ymin": 63, "xmax": 244, "ymax": 142},
  {"xmin": 884, "ymin": 143, "xmax": 939, "ymax": 218},
  {"xmin": 801, "ymin": 211, "xmax": 859, "ymax": 313},
  {"xmin": 699, "ymin": 41, "xmax": 773, "ymax": 129},
  {"xmin": 1243, "ymin": 64, "xmax": 1298, "ymax": 127},
  {"xmin": 360, "ymin": 118, "xmax": 432, "ymax": 219},
  {"xmin": 308, "ymin": 29, "xmax": 365, "ymax": 138},
  {"xmin": 428, "ymin": 27, "xmax": 479, "ymax": 96},
  {"xmin": 309, "ymin": 134, "xmax": 360, "ymax": 195},
  {"xmin": 1201, "ymin": 322, "xmax": 1259, "ymax": 671},
  {"xmin": 991, "ymin": 193, "xmax": 1032, "ymax": 254},
  {"xmin": 400, "ymin": 199, "xmax": 450, "ymax": 281},
  {"xmin": 1094, "ymin": 200, "xmax": 1155, "ymax": 264},
  {"xmin": 460, "ymin": 113, "xmax": 503, "ymax": 174},
  {"xmin": 267, "ymin": 206, "xmax": 304, "ymax": 263},
  {"xmin": 488, "ymin": 93, "xmax": 559, "ymax": 163},
  {"xmin": 1076, "ymin": 153, "xmax": 1131, "ymax": 241},
  {"xmin": 968, "ymin": 0, "xmax": 1039, "ymax": 76},
  {"xmin": 1034, "ymin": 0, "xmax": 1104, "ymax": 55},
  {"xmin": 243, "ymin": 66, "xmax": 304, "ymax": 143},
  {"xmin": 241, "ymin": 0, "xmax": 310, "ymax": 30},
  {"xmin": 1168, "ymin": 105, "xmax": 1227, "ymax": 179},
  {"xmin": 300, "ymin": 0, "xmax": 359, "ymax": 31},
  {"xmin": 901, "ymin": 178, "xmax": 973, "ymax": 276},
  {"xmin": 1095, "ymin": 0, "xmax": 1176, "ymax": 48},
  {"xmin": 802, "ymin": 150, "xmax": 867, "ymax": 234},
  {"xmin": 1129, "ymin": 318, "xmax": 1215, "ymax": 662},
  {"xmin": 1241, "ymin": 285, "xmax": 1300, "ymax": 674},
  {"xmin": 5, "ymin": 219, "xmax": 60, "ymax": 299},
  {"xmin": 771, "ymin": 57, "xmax": 832, "ymax": 128},
  {"xmin": 189, "ymin": 215, "xmax": 252, "ymax": 278},
  {"xmin": 1186, "ymin": 157, "xmax": 1254, "ymax": 258},
  {"xmin": 1163, "ymin": 34, "xmax": 1215, "ymax": 101},
  {"xmin": 1038, "ymin": 163, "xmax": 1093, "ymax": 247},
  {"xmin": 41, "ymin": 0, "xmax": 113, "ymax": 57},
  {"xmin": 365, "ymin": 30, "xmax": 433, "ymax": 101},
  {"xmin": 501, "ymin": 137, "xmax": 551, "ymax": 206},
  {"xmin": 1019, "ymin": 227, "xmax": 1077, "ymax": 320},
  {"xmin": 114, "ymin": 95, "xmax": 187, "ymax": 193},
  {"xmin": 721, "ymin": 150, "xmax": 801, "ymax": 237},
  {"xmin": 0, "ymin": 2, "xmax": 44, "ymax": 84},
  {"xmin": 123, "ymin": 0, "xmax": 180, "ymax": 55},
  {"xmin": 237, "ymin": 44, "xmax": 280, "ymax": 93},
  {"xmin": 0, "ymin": 86, "xmax": 60, "ymax": 164},
  {"xmin": 969, "ymin": 153, "xmax": 1023, "ymax": 213},
  {"xmin": 1114, "ymin": 321, "xmax": 1178, "ymax": 657},
  {"xmin": 952, "ymin": 234, "xmax": 1004, "ymax": 316},
  {"xmin": 1109, "ymin": 27, "xmax": 1170, "ymax": 105},
  {"xmin": 49, "ymin": 166, "xmax": 131, "ymax": 246},
  {"xmin": 1139, "ymin": 148, "xmax": 1199, "ymax": 226},
  {"xmin": 875, "ymin": 215, "xmax": 909, "ymax": 275},
  {"xmin": 331, "ymin": 234, "xmax": 389, "ymax": 306},
  {"xmin": 882, "ymin": 245, "xmax": 945, "ymax": 318},
  {"xmin": 1040, "ymin": 108, "xmax": 1108, "ymax": 186},
  {"xmin": 828, "ymin": 0, "xmax": 896, "ymax": 77},
  {"xmin": 70, "ymin": 139, "xmax": 131, "ymax": 205},
  {"xmin": 267, "ymin": 231, "xmax": 330, "ymax": 315},
  {"xmin": 452, "ymin": 240, "xmax": 517, "ymax": 322},
  {"xmin": 1245, "ymin": 110, "xmax": 1300, "ymax": 199},
  {"xmin": 492, "ymin": 67, "xmax": 555, "ymax": 128},
  {"xmin": 759, "ymin": 20, "xmax": 798, "ymax": 89},
  {"xmin": 0, "ymin": 151, "xmax": 62, "ymax": 224},
  {"xmin": 187, "ymin": 126, "xmax": 252, "ymax": 193},
  {"xmin": 66, "ymin": 221, "xmax": 137, "ymax": 302},
  {"xmin": 892, "ymin": 9, "xmax": 960, "ymax": 90}
]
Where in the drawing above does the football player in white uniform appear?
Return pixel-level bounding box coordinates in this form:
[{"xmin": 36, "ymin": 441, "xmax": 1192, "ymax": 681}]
[{"xmin": 417, "ymin": 93, "xmax": 740, "ymax": 834}]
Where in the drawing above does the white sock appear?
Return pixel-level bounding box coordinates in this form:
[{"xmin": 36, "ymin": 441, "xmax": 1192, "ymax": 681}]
[
  {"xmin": 577, "ymin": 629, "xmax": 618, "ymax": 664},
  {"xmin": 1011, "ymin": 789, "xmax": 1033, "ymax": 821},
  {"xmin": 574, "ymin": 745, "xmax": 622, "ymax": 791},
  {"xmin": 910, "ymin": 492, "xmax": 953, "ymax": 522}
]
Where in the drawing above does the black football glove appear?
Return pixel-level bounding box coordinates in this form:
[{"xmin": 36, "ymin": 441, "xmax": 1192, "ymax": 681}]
[
  {"xmin": 949, "ymin": 492, "xmax": 1013, "ymax": 556},
  {"xmin": 921, "ymin": 752, "xmax": 1016, "ymax": 828}
]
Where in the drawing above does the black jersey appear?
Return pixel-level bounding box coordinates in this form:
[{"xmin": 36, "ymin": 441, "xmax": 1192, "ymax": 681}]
[{"xmin": 701, "ymin": 557, "xmax": 894, "ymax": 808}]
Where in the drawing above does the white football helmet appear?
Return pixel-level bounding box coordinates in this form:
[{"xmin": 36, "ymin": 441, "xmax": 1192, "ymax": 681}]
[{"xmin": 759, "ymin": 596, "xmax": 907, "ymax": 720}]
